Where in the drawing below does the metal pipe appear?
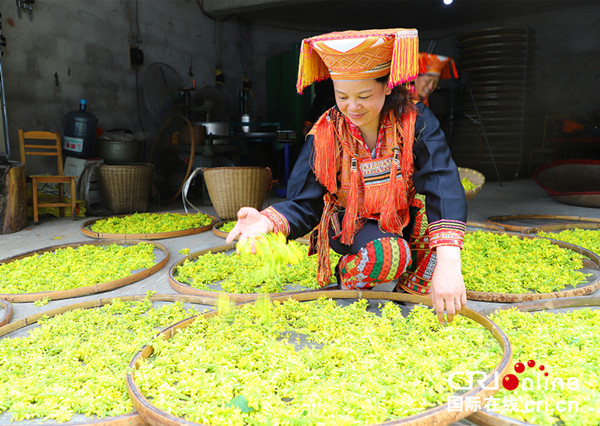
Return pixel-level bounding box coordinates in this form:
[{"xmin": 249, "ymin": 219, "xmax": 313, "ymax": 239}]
[{"xmin": 0, "ymin": 14, "xmax": 8, "ymax": 158}]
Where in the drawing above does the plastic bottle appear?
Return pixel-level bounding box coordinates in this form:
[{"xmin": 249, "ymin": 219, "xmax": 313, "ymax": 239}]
[{"xmin": 63, "ymin": 99, "xmax": 98, "ymax": 158}]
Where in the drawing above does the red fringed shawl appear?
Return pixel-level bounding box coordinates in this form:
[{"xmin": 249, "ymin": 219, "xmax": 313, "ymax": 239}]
[{"xmin": 310, "ymin": 107, "xmax": 417, "ymax": 285}]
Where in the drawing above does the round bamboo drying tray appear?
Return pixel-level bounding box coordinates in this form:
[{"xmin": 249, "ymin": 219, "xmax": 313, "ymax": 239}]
[
  {"xmin": 295, "ymin": 235, "xmax": 311, "ymax": 244},
  {"xmin": 466, "ymin": 220, "xmax": 506, "ymax": 232},
  {"xmin": 459, "ymin": 167, "xmax": 485, "ymax": 201},
  {"xmin": 486, "ymin": 214, "xmax": 600, "ymax": 233},
  {"xmin": 467, "ymin": 296, "xmax": 600, "ymax": 426},
  {"xmin": 126, "ymin": 290, "xmax": 512, "ymax": 426},
  {"xmin": 211, "ymin": 220, "xmax": 236, "ymax": 239},
  {"xmin": 81, "ymin": 213, "xmax": 218, "ymax": 240},
  {"xmin": 0, "ymin": 299, "xmax": 12, "ymax": 327},
  {"xmin": 465, "ymin": 232, "xmax": 600, "ymax": 303},
  {"xmin": 169, "ymin": 243, "xmax": 336, "ymax": 302},
  {"xmin": 533, "ymin": 159, "xmax": 600, "ymax": 208},
  {"xmin": 525, "ymin": 221, "xmax": 600, "ymax": 235},
  {"xmin": 529, "ymin": 223, "xmax": 600, "ymax": 262},
  {"xmin": 0, "ymin": 294, "xmax": 218, "ymax": 426},
  {"xmin": 0, "ymin": 240, "xmax": 170, "ymax": 303}
]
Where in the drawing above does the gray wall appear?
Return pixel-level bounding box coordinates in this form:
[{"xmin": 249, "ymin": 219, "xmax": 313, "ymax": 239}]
[{"xmin": 1, "ymin": 0, "xmax": 304, "ymax": 160}]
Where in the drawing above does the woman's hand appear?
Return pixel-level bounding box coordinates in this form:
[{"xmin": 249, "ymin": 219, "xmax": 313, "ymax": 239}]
[
  {"xmin": 226, "ymin": 207, "xmax": 273, "ymax": 248},
  {"xmin": 430, "ymin": 246, "xmax": 467, "ymax": 324}
]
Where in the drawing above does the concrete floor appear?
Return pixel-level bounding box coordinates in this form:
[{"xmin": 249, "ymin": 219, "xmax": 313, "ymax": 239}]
[
  {"xmin": 0, "ymin": 177, "xmax": 599, "ymax": 425},
  {"xmin": 1, "ymin": 177, "xmax": 600, "ymax": 322}
]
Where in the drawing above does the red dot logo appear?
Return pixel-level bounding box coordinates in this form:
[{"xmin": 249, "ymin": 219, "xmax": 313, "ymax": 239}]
[
  {"xmin": 503, "ymin": 374, "xmax": 519, "ymax": 390},
  {"xmin": 506, "ymin": 359, "xmax": 544, "ymax": 391}
]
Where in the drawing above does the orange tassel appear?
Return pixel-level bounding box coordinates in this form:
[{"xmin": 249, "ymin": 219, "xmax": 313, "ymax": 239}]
[
  {"xmin": 340, "ymin": 157, "xmax": 359, "ymax": 245},
  {"xmin": 379, "ymin": 110, "xmax": 416, "ymax": 234},
  {"xmin": 312, "ymin": 112, "xmax": 338, "ymax": 193},
  {"xmin": 296, "ymin": 40, "xmax": 331, "ymax": 94},
  {"xmin": 380, "ymin": 147, "xmax": 405, "ymax": 233},
  {"xmin": 400, "ymin": 112, "xmax": 416, "ymax": 180},
  {"xmin": 398, "ymin": 112, "xmax": 417, "ymax": 230},
  {"xmin": 362, "ymin": 183, "xmax": 387, "ymax": 215},
  {"xmin": 389, "ymin": 29, "xmax": 419, "ymax": 88}
]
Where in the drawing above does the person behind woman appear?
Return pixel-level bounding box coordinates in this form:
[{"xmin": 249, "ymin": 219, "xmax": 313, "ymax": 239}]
[
  {"xmin": 227, "ymin": 29, "xmax": 467, "ymax": 323},
  {"xmin": 410, "ymin": 52, "xmax": 459, "ymax": 107}
]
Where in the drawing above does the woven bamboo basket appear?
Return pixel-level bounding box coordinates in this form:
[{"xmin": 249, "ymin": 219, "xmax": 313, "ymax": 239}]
[
  {"xmin": 99, "ymin": 164, "xmax": 154, "ymax": 214},
  {"xmin": 203, "ymin": 167, "xmax": 271, "ymax": 220},
  {"xmin": 458, "ymin": 167, "xmax": 485, "ymax": 201}
]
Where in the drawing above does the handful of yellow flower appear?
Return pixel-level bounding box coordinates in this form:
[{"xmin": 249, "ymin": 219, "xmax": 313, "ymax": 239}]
[{"xmin": 236, "ymin": 232, "xmax": 304, "ymax": 281}]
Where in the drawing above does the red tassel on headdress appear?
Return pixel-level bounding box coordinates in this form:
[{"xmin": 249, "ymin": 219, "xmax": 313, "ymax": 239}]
[
  {"xmin": 441, "ymin": 58, "xmax": 459, "ymax": 80},
  {"xmin": 340, "ymin": 157, "xmax": 359, "ymax": 245}
]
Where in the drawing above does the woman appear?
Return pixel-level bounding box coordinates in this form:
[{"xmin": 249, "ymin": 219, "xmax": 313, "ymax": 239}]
[
  {"xmin": 227, "ymin": 29, "xmax": 467, "ymax": 324},
  {"xmin": 411, "ymin": 52, "xmax": 459, "ymax": 107}
]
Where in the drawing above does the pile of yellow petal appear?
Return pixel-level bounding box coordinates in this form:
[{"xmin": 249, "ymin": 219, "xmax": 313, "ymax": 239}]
[{"xmin": 461, "ymin": 177, "xmax": 477, "ymax": 191}]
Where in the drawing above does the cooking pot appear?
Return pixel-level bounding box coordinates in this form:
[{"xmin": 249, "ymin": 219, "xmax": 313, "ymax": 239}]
[
  {"xmin": 196, "ymin": 122, "xmax": 230, "ymax": 136},
  {"xmin": 96, "ymin": 139, "xmax": 141, "ymax": 164},
  {"xmin": 194, "ymin": 122, "xmax": 231, "ymax": 145}
]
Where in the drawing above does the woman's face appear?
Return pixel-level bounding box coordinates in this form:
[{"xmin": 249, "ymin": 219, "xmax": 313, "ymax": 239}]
[
  {"xmin": 332, "ymin": 79, "xmax": 391, "ymax": 134},
  {"xmin": 415, "ymin": 74, "xmax": 440, "ymax": 100}
]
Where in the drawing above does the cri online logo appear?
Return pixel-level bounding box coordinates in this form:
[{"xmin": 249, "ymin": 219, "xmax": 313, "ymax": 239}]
[{"xmin": 448, "ymin": 359, "xmax": 579, "ymax": 392}]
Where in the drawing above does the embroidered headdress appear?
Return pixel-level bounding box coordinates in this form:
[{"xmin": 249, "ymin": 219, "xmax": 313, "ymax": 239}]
[
  {"xmin": 418, "ymin": 53, "xmax": 459, "ymax": 79},
  {"xmin": 297, "ymin": 28, "xmax": 419, "ymax": 94}
]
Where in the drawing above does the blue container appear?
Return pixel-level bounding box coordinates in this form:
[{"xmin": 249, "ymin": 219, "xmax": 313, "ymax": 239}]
[{"xmin": 63, "ymin": 99, "xmax": 98, "ymax": 158}]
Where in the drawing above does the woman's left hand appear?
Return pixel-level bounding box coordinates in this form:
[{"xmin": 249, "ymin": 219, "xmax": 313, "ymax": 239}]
[{"xmin": 430, "ymin": 246, "xmax": 467, "ymax": 324}]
